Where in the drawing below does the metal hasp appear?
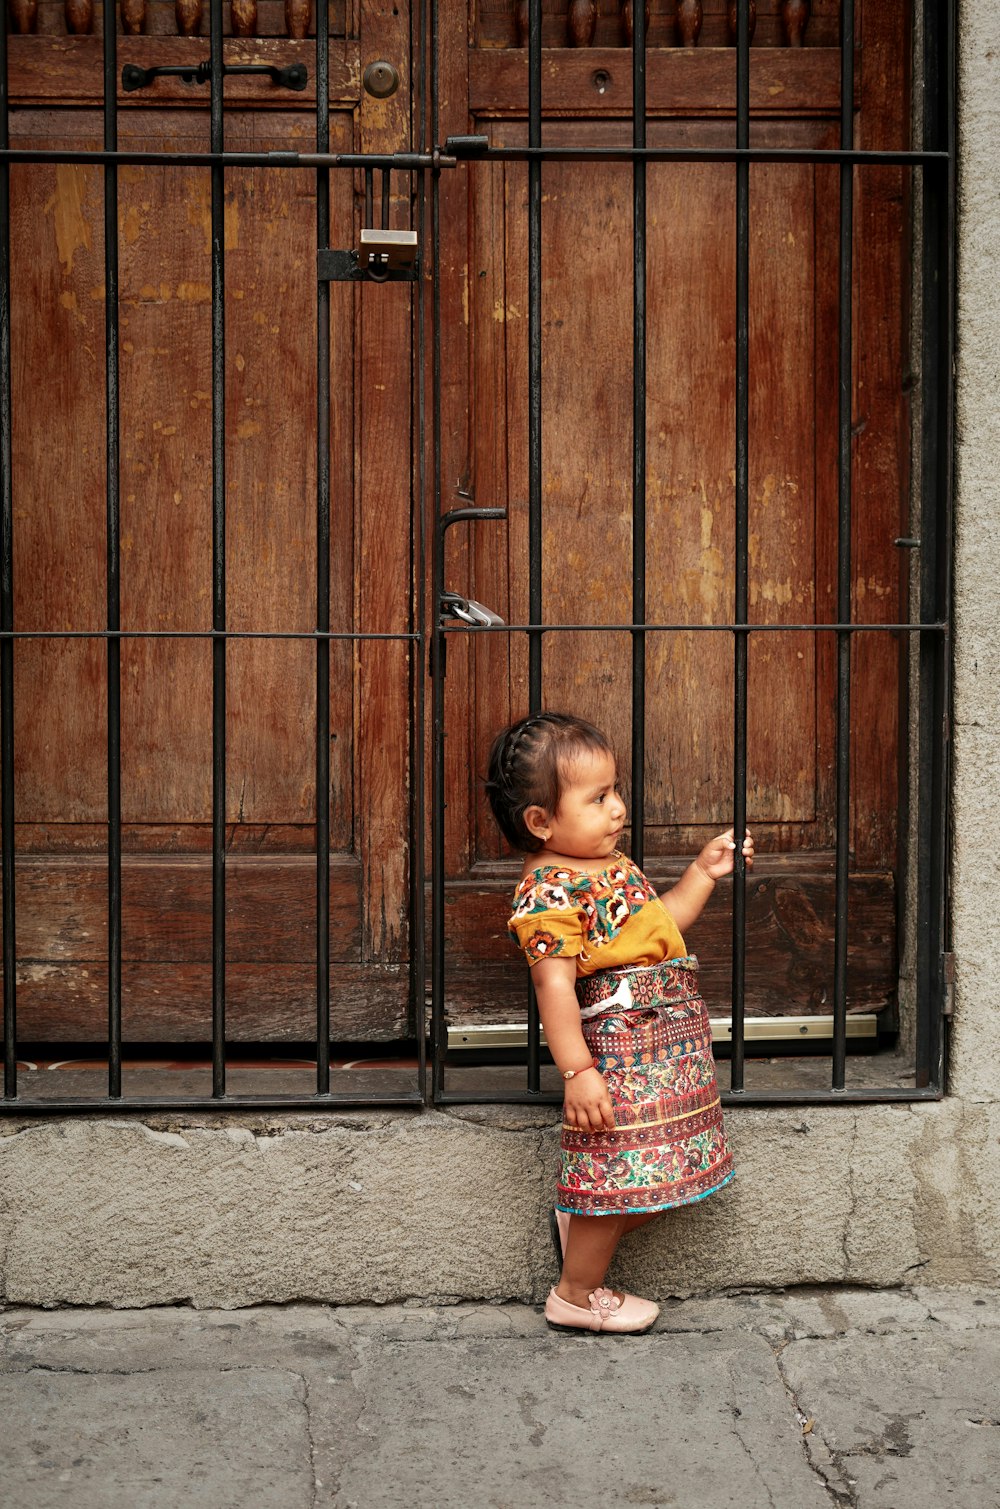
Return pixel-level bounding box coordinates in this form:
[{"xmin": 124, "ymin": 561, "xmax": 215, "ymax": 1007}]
[
  {"xmin": 121, "ymin": 61, "xmax": 308, "ymax": 91},
  {"xmin": 319, "ymin": 160, "xmax": 423, "ymax": 283}
]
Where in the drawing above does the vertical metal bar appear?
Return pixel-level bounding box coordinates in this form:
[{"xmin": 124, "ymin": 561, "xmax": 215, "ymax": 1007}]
[
  {"xmin": 104, "ymin": 0, "xmax": 123, "ymax": 1098},
  {"xmin": 730, "ymin": 0, "xmax": 751, "ymax": 1094},
  {"xmin": 630, "ymin": 0, "xmax": 646, "ymax": 871},
  {"xmin": 832, "ymin": 0, "xmax": 855, "ymax": 1092},
  {"xmin": 413, "ymin": 0, "xmax": 428, "ymax": 1102},
  {"xmin": 0, "ymin": 7, "xmax": 15, "ymax": 1100},
  {"xmin": 315, "ymin": 0, "xmax": 331, "ymax": 1095},
  {"xmin": 210, "ymin": 0, "xmax": 227, "ymax": 1098},
  {"xmin": 381, "ymin": 167, "xmax": 390, "ymax": 230},
  {"xmin": 364, "ymin": 167, "xmax": 374, "ymax": 230},
  {"xmin": 914, "ymin": 0, "xmax": 955, "ymax": 1089},
  {"xmin": 430, "ymin": 0, "xmax": 445, "ymax": 1101},
  {"xmin": 525, "ymin": 0, "xmax": 543, "ymax": 1093}
]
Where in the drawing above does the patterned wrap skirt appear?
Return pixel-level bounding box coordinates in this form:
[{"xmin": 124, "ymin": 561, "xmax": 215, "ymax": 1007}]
[{"xmin": 556, "ymin": 956, "xmax": 735, "ymax": 1217}]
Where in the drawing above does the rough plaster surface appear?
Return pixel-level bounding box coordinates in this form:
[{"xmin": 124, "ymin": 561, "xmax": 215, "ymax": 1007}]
[
  {"xmin": 1, "ymin": 1103, "xmax": 998, "ymax": 1307},
  {"xmin": 951, "ymin": 2, "xmax": 1000, "ymax": 1104}
]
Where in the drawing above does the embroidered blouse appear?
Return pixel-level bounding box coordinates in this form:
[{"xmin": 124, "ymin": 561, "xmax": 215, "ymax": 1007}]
[{"xmin": 507, "ymin": 851, "xmax": 686, "ymax": 975}]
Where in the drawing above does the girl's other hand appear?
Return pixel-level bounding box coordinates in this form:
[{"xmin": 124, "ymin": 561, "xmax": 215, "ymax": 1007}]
[
  {"xmin": 563, "ymin": 1068, "xmax": 615, "ymax": 1133},
  {"xmin": 695, "ymin": 827, "xmax": 755, "ymax": 882}
]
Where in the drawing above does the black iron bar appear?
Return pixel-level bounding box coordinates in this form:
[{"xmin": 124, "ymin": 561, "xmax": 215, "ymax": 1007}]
[
  {"xmin": 414, "ymin": 0, "xmax": 429, "ymax": 1106},
  {"xmin": 630, "ymin": 0, "xmax": 647, "ymax": 871},
  {"xmin": 0, "ymin": 623, "xmax": 944, "ymax": 640},
  {"xmin": 435, "ymin": 622, "xmax": 944, "ymax": 636},
  {"xmin": 914, "ymin": 0, "xmax": 955, "ymax": 1091},
  {"xmin": 104, "ymin": 0, "xmax": 123, "ymax": 1100},
  {"xmin": 832, "ymin": 0, "xmax": 855, "ymax": 1094},
  {"xmin": 2, "ymin": 1089, "xmax": 942, "ymax": 1115},
  {"xmin": 315, "ymin": 0, "xmax": 331, "ymax": 1096},
  {"xmin": 210, "ymin": 0, "xmax": 227, "ymax": 1098},
  {"xmin": 381, "ymin": 167, "xmax": 390, "ymax": 229},
  {"xmin": 364, "ymin": 167, "xmax": 374, "ymax": 231},
  {"xmin": 730, "ymin": 0, "xmax": 750, "ymax": 1094},
  {"xmin": 6, "ymin": 1092, "xmax": 427, "ymax": 1115},
  {"xmin": 525, "ymin": 0, "xmax": 543, "ymax": 1095},
  {"xmin": 433, "ymin": 1087, "xmax": 943, "ymax": 1108},
  {"xmin": 0, "ymin": 147, "xmax": 945, "ymax": 169},
  {"xmin": 430, "ymin": 0, "xmax": 445, "ymax": 1102},
  {"xmin": 0, "ymin": 8, "xmax": 15, "ymax": 1100}
]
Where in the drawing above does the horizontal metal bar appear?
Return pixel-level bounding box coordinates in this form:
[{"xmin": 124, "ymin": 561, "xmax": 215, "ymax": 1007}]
[
  {"xmin": 444, "ymin": 143, "xmax": 948, "ymax": 167},
  {"xmin": 440, "ymin": 621, "xmax": 947, "ymax": 635},
  {"xmin": 433, "ymin": 1087, "xmax": 943, "ymax": 1106},
  {"xmin": 448, "ymin": 1014, "xmax": 878, "ymax": 1051},
  {"xmin": 0, "ymin": 1091, "xmax": 425, "ymax": 1114},
  {"xmin": 0, "ymin": 629, "xmax": 420, "ymax": 642},
  {"xmin": 0, "ymin": 148, "xmax": 455, "ymax": 170}
]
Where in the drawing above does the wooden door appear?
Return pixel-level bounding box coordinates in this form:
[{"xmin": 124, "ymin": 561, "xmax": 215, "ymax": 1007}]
[
  {"xmin": 435, "ymin": 0, "xmax": 908, "ymax": 1025},
  {"xmin": 6, "ymin": 4, "xmax": 416, "ymax": 1043}
]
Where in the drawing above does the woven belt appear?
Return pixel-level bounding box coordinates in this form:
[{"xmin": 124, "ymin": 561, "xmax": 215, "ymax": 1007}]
[{"xmin": 575, "ymin": 956, "xmax": 700, "ymax": 1020}]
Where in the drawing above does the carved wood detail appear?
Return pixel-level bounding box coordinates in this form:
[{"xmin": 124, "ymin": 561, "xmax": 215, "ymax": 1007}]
[
  {"xmin": 121, "ymin": 0, "xmax": 147, "ymax": 33},
  {"xmin": 63, "ymin": 0, "xmax": 93, "ymax": 32},
  {"xmin": 781, "ymin": 0, "xmax": 809, "ymax": 44},
  {"xmin": 231, "ymin": 0, "xmax": 257, "ymax": 33}
]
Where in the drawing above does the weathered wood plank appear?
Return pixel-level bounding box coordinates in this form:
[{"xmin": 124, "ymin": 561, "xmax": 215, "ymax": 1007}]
[
  {"xmin": 7, "ymin": 37, "xmax": 360, "ymax": 108},
  {"xmin": 356, "ymin": 0, "xmax": 414, "ymax": 965},
  {"xmin": 469, "ymin": 48, "xmax": 850, "ymax": 119},
  {"xmin": 4, "ymin": 962, "xmax": 408, "ymax": 1041},
  {"xmin": 9, "ymin": 854, "xmax": 362, "ymax": 962}
]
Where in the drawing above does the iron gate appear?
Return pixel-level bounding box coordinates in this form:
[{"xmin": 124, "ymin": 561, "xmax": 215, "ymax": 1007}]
[{"xmin": 0, "ymin": 0, "xmax": 954, "ymax": 1111}]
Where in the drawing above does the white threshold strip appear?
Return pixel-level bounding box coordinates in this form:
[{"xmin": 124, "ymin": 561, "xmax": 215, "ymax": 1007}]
[{"xmin": 447, "ymin": 1014, "xmax": 879, "ymax": 1051}]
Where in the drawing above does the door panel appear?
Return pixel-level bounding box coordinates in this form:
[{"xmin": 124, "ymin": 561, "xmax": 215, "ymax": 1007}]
[
  {"xmin": 442, "ymin": 0, "xmax": 906, "ymax": 1026},
  {"xmin": 5, "ymin": 31, "xmax": 415, "ymax": 1040}
]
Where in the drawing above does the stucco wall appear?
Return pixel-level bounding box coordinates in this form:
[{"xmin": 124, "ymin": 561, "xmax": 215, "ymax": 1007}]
[{"xmin": 1, "ymin": 4, "xmax": 998, "ymax": 1308}]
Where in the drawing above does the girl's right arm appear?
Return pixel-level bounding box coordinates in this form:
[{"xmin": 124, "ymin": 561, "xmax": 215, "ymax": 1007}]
[{"xmin": 531, "ymin": 956, "xmax": 615, "ymax": 1133}]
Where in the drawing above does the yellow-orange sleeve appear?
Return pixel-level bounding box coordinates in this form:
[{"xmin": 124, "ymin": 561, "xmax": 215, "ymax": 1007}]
[{"xmin": 508, "ymin": 907, "xmax": 587, "ymax": 968}]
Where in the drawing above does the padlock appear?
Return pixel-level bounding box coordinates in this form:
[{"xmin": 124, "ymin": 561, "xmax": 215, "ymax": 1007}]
[{"xmin": 360, "ymin": 228, "xmax": 419, "ymax": 274}]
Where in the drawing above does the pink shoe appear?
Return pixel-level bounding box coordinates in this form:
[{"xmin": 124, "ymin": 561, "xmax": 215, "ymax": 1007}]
[{"xmin": 544, "ymin": 1286, "xmax": 659, "ymax": 1335}]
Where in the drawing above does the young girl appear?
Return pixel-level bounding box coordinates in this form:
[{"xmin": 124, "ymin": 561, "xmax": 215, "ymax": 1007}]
[{"xmin": 486, "ymin": 711, "xmax": 752, "ymax": 1335}]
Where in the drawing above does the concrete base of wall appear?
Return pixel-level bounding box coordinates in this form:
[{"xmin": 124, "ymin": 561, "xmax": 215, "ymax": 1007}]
[{"xmin": 2, "ymin": 1099, "xmax": 998, "ymax": 1308}]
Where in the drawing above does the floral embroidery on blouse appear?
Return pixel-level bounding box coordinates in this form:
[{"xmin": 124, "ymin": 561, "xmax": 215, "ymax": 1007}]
[{"xmin": 508, "ymin": 853, "xmax": 659, "ymax": 967}]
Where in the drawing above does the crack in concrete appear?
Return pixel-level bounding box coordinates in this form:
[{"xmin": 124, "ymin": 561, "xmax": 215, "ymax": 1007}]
[
  {"xmin": 770, "ymin": 1337, "xmax": 858, "ymax": 1509},
  {"xmin": 841, "ymin": 1111, "xmax": 860, "ymax": 1281},
  {"xmin": 299, "ymin": 1371, "xmax": 321, "ymax": 1509},
  {"xmin": 728, "ymin": 1405, "xmax": 778, "ymax": 1508}
]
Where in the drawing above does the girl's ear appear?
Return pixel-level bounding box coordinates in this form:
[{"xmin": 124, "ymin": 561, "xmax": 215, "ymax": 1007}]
[{"xmin": 523, "ymin": 804, "xmax": 551, "ymax": 843}]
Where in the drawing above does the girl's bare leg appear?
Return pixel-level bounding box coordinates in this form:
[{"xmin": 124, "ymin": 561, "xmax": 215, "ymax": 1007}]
[
  {"xmin": 555, "ymin": 1210, "xmax": 663, "ymax": 1307},
  {"xmin": 556, "ymin": 1215, "xmax": 624, "ymax": 1307}
]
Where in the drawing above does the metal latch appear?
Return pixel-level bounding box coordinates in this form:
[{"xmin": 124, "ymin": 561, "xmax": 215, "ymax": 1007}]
[
  {"xmin": 318, "ymin": 164, "xmax": 420, "ymax": 285},
  {"xmin": 440, "ymin": 592, "xmax": 504, "ymax": 628}
]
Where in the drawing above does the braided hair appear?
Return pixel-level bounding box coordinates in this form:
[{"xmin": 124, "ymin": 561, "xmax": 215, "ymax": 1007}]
[{"xmin": 485, "ymin": 711, "xmax": 614, "ymax": 853}]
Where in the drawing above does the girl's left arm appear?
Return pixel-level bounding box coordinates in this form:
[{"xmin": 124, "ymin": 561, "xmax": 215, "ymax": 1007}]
[{"xmin": 660, "ymin": 828, "xmax": 754, "ymax": 934}]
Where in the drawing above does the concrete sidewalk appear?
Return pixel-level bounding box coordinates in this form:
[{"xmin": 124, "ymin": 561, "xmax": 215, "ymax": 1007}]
[{"xmin": 2, "ymin": 1287, "xmax": 999, "ymax": 1509}]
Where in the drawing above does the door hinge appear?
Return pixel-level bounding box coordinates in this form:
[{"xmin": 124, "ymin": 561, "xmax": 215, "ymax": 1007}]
[{"xmin": 941, "ymin": 951, "xmax": 955, "ymax": 1017}]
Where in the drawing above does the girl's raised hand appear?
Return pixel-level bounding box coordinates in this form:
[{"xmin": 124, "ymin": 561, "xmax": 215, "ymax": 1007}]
[
  {"xmin": 695, "ymin": 827, "xmax": 755, "ymax": 882},
  {"xmin": 563, "ymin": 1067, "xmax": 616, "ymax": 1133}
]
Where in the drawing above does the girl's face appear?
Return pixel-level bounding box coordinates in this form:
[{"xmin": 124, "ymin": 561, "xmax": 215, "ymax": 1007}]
[{"xmin": 527, "ymin": 748, "xmax": 627, "ymax": 861}]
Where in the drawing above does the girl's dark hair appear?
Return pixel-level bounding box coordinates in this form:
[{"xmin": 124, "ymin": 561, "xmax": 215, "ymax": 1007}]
[{"xmin": 485, "ymin": 711, "xmax": 614, "ymax": 853}]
